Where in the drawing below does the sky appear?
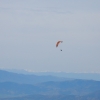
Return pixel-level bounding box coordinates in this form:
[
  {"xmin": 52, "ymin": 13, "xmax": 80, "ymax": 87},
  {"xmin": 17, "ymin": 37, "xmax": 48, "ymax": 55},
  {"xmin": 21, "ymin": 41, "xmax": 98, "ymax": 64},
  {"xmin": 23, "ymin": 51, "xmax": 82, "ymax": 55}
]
[{"xmin": 0, "ymin": 0, "xmax": 100, "ymax": 73}]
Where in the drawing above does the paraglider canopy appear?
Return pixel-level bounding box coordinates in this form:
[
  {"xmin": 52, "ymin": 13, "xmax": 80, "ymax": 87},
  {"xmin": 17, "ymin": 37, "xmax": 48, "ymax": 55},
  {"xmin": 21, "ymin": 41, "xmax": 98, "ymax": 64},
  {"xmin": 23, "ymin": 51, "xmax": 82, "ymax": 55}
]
[
  {"xmin": 56, "ymin": 41, "xmax": 63, "ymax": 47},
  {"xmin": 56, "ymin": 41, "xmax": 63, "ymax": 51}
]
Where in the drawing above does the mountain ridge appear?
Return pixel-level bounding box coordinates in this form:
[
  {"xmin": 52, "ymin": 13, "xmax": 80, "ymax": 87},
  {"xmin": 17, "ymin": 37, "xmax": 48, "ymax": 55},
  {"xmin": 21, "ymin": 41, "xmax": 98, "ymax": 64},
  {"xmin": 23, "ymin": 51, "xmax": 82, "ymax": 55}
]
[{"xmin": 0, "ymin": 70, "xmax": 68, "ymax": 84}]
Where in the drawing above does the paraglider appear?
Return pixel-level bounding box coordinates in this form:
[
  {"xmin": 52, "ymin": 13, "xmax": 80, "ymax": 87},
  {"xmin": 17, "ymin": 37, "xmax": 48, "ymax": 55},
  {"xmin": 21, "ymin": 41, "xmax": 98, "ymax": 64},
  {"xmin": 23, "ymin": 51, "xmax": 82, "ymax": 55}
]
[{"xmin": 56, "ymin": 41, "xmax": 63, "ymax": 51}]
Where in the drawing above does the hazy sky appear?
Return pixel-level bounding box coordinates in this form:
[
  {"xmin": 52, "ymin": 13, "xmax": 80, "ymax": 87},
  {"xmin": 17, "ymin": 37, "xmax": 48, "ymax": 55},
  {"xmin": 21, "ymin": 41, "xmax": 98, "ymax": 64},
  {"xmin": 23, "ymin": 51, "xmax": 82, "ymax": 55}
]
[{"xmin": 0, "ymin": 0, "xmax": 100, "ymax": 72}]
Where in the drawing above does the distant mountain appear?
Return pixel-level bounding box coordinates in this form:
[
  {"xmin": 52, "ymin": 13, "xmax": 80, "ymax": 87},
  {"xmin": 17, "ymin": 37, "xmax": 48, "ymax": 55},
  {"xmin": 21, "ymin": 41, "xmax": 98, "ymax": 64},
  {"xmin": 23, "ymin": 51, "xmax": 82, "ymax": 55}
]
[
  {"xmin": 0, "ymin": 70, "xmax": 68, "ymax": 84},
  {"xmin": 0, "ymin": 69, "xmax": 100, "ymax": 100},
  {"xmin": 36, "ymin": 79, "xmax": 100, "ymax": 95},
  {"xmin": 0, "ymin": 79, "xmax": 100, "ymax": 98},
  {"xmin": 0, "ymin": 94, "xmax": 77, "ymax": 100},
  {"xmin": 33, "ymin": 72, "xmax": 100, "ymax": 81},
  {"xmin": 0, "ymin": 82, "xmax": 42, "ymax": 97},
  {"xmin": 5, "ymin": 69, "xmax": 100, "ymax": 81},
  {"xmin": 1, "ymin": 91, "xmax": 100, "ymax": 100},
  {"xmin": 80, "ymin": 90, "xmax": 100, "ymax": 100}
]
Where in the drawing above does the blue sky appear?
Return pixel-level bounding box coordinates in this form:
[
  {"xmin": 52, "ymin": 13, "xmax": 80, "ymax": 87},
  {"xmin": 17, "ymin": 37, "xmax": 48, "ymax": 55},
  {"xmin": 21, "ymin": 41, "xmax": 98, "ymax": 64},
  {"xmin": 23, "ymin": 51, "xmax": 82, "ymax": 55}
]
[{"xmin": 0, "ymin": 0, "xmax": 100, "ymax": 73}]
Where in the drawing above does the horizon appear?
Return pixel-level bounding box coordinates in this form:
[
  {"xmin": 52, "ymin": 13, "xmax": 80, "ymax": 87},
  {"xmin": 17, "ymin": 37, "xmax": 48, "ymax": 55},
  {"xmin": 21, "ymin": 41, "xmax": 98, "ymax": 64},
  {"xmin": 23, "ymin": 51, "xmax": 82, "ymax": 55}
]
[
  {"xmin": 0, "ymin": 68, "xmax": 100, "ymax": 74},
  {"xmin": 1, "ymin": 68, "xmax": 100, "ymax": 74},
  {"xmin": 0, "ymin": 68, "xmax": 100, "ymax": 81}
]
